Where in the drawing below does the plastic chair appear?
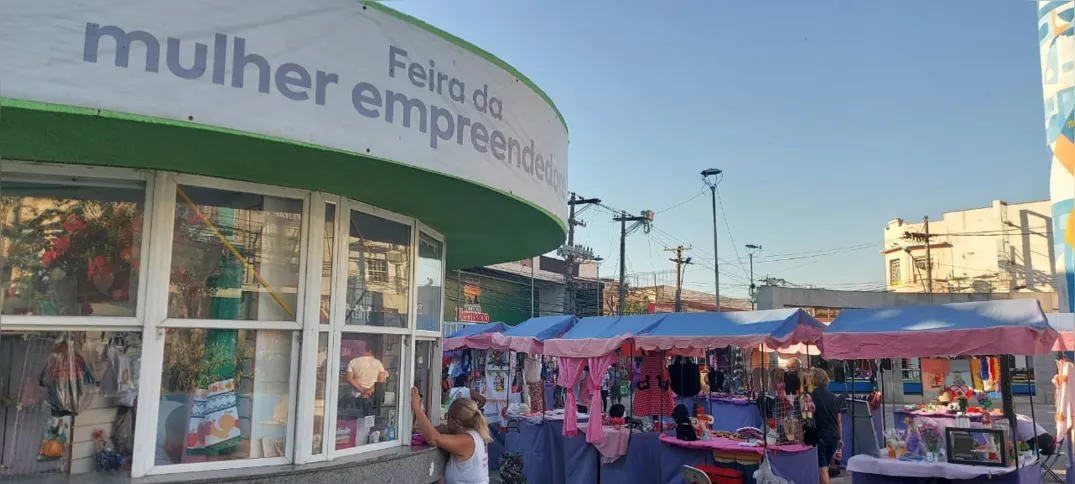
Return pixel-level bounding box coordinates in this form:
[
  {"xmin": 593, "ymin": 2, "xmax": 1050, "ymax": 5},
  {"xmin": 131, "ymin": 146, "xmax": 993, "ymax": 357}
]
[
  {"xmin": 682, "ymin": 465, "xmax": 713, "ymax": 484},
  {"xmin": 1041, "ymin": 436, "xmax": 1065, "ymax": 482}
]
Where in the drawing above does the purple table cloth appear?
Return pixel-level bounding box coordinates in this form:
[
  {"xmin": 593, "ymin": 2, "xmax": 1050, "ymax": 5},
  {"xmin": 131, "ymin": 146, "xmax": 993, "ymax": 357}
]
[
  {"xmin": 520, "ymin": 419, "xmax": 817, "ymax": 484},
  {"xmin": 518, "ymin": 420, "xmax": 599, "ymax": 484}
]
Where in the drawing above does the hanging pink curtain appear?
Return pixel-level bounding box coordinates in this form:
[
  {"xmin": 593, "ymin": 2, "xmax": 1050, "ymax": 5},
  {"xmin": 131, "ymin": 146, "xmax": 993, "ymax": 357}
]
[
  {"xmin": 583, "ymin": 354, "xmax": 619, "ymax": 443},
  {"xmin": 558, "ymin": 357, "xmax": 586, "ymax": 437}
]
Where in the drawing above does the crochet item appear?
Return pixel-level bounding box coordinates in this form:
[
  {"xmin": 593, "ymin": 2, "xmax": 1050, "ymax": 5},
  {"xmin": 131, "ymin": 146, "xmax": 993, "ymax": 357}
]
[{"xmin": 800, "ymin": 393, "xmax": 816, "ymax": 420}]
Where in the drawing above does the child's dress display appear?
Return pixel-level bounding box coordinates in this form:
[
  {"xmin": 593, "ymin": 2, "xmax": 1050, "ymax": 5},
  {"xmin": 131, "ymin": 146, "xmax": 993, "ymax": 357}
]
[{"xmin": 632, "ymin": 353, "xmax": 675, "ymax": 417}]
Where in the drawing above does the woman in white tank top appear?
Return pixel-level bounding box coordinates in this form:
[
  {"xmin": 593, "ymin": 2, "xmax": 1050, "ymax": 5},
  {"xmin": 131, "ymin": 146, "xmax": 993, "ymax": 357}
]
[{"xmin": 411, "ymin": 387, "xmax": 491, "ymax": 484}]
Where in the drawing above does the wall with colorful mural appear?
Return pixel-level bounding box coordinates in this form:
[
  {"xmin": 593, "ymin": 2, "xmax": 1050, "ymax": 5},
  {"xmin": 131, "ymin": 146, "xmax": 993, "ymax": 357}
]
[{"xmin": 1039, "ymin": 1, "xmax": 1075, "ymax": 312}]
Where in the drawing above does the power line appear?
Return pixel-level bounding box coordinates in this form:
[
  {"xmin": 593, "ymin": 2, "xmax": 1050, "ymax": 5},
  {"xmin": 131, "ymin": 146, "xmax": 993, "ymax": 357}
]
[
  {"xmin": 655, "ymin": 189, "xmax": 707, "ymax": 214},
  {"xmin": 715, "ymin": 186, "xmax": 749, "ymax": 277}
]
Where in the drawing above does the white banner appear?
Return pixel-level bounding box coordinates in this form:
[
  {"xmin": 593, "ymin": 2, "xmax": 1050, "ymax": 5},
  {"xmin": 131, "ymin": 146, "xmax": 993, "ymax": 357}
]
[{"xmin": 0, "ymin": 0, "xmax": 569, "ymax": 222}]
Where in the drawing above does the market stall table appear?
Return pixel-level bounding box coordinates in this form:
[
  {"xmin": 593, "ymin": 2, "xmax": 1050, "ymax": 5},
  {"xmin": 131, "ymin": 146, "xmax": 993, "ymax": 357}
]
[{"xmin": 847, "ymin": 454, "xmax": 1041, "ymax": 484}]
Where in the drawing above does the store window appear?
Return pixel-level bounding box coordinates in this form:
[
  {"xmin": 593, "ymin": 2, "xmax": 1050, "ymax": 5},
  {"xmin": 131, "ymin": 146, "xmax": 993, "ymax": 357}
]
[
  {"xmin": 1, "ymin": 178, "xmax": 145, "ymax": 317},
  {"xmin": 344, "ymin": 210, "xmax": 411, "ymax": 328},
  {"xmin": 0, "ymin": 331, "xmax": 143, "ymax": 477},
  {"xmin": 156, "ymin": 328, "xmax": 294, "ymax": 466},
  {"xmin": 311, "ymin": 333, "xmax": 329, "ymax": 455},
  {"xmin": 413, "ymin": 340, "xmax": 436, "ymax": 418},
  {"xmin": 320, "ymin": 204, "xmax": 336, "ymax": 325},
  {"xmin": 334, "ymin": 333, "xmax": 402, "ymax": 450},
  {"xmin": 168, "ymin": 185, "xmax": 304, "ymax": 322},
  {"xmin": 416, "ymin": 233, "xmax": 444, "ymax": 332}
]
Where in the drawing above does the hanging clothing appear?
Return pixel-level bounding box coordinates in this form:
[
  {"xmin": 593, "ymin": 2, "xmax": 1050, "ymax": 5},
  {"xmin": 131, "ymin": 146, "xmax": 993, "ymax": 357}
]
[
  {"xmin": 1055, "ymin": 360, "xmax": 1075, "ymax": 438},
  {"xmin": 668, "ymin": 357, "xmax": 701, "ymax": 397},
  {"xmin": 632, "ymin": 354, "xmax": 675, "ymax": 417}
]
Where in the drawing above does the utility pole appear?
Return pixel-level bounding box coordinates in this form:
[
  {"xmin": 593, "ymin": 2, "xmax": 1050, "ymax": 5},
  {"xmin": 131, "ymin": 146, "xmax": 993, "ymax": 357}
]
[
  {"xmin": 746, "ymin": 244, "xmax": 762, "ymax": 310},
  {"xmin": 702, "ymin": 169, "xmax": 723, "ymax": 312},
  {"xmin": 614, "ymin": 210, "xmax": 655, "ymax": 315},
  {"xmin": 924, "ymin": 216, "xmax": 932, "ymax": 301},
  {"xmin": 561, "ymin": 193, "xmax": 601, "ymax": 315},
  {"xmin": 666, "ymin": 246, "xmax": 692, "ymax": 312},
  {"xmin": 902, "ymin": 217, "xmax": 937, "ymax": 303}
]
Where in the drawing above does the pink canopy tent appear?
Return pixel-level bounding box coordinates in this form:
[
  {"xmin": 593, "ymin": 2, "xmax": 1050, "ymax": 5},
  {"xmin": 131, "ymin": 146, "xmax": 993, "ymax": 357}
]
[
  {"xmin": 442, "ymin": 321, "xmax": 508, "ymax": 350},
  {"xmin": 822, "ymin": 299, "xmax": 1057, "ymax": 360},
  {"xmin": 541, "ymin": 310, "xmax": 827, "ymax": 443},
  {"xmin": 1050, "ymin": 312, "xmax": 1075, "ymax": 351}
]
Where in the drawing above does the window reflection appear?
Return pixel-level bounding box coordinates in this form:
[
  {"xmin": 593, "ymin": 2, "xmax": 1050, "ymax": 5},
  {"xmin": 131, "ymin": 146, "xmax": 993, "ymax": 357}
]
[
  {"xmin": 320, "ymin": 204, "xmax": 335, "ymax": 324},
  {"xmin": 1, "ymin": 179, "xmax": 144, "ymax": 317},
  {"xmin": 157, "ymin": 329, "xmax": 293, "ymax": 465},
  {"xmin": 168, "ymin": 185, "xmax": 303, "ymax": 321},
  {"xmin": 345, "ymin": 211, "xmax": 410, "ymax": 328},
  {"xmin": 416, "ymin": 234, "xmax": 443, "ymax": 332}
]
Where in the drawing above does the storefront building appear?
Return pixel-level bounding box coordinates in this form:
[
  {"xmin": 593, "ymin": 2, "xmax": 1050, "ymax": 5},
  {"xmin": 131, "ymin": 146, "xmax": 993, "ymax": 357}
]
[{"xmin": 0, "ymin": 1, "xmax": 568, "ymax": 481}]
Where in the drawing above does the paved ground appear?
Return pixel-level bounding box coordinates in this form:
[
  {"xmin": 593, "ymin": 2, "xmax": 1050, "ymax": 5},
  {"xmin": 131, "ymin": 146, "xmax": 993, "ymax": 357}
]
[{"xmin": 488, "ymin": 400, "xmax": 1064, "ymax": 483}]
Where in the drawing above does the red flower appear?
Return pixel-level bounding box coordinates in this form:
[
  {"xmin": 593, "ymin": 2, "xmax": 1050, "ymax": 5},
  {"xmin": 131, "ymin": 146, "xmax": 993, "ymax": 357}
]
[
  {"xmin": 132, "ymin": 215, "xmax": 143, "ymax": 234},
  {"xmin": 132, "ymin": 259, "xmax": 140, "ymax": 271},
  {"xmin": 62, "ymin": 215, "xmax": 88, "ymax": 233},
  {"xmin": 41, "ymin": 250, "xmax": 60, "ymax": 267},
  {"xmin": 51, "ymin": 236, "xmax": 71, "ymax": 253},
  {"xmin": 120, "ymin": 247, "xmax": 132, "ymax": 262},
  {"xmin": 87, "ymin": 256, "xmax": 112, "ymax": 278}
]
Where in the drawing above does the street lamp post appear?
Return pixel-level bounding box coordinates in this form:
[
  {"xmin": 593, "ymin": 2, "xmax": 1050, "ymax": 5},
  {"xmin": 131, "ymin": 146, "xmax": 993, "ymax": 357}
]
[
  {"xmin": 702, "ymin": 168, "xmax": 723, "ymax": 312},
  {"xmin": 746, "ymin": 244, "xmax": 761, "ymax": 309}
]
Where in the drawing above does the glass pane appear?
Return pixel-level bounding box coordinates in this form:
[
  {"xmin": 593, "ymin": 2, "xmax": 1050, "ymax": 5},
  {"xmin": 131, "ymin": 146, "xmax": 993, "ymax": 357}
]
[
  {"xmin": 312, "ymin": 332, "xmax": 329, "ymax": 455},
  {"xmin": 157, "ymin": 328, "xmax": 294, "ymax": 465},
  {"xmin": 320, "ymin": 204, "xmax": 336, "ymax": 325},
  {"xmin": 0, "ymin": 179, "xmax": 144, "ymax": 317},
  {"xmin": 413, "ymin": 340, "xmax": 435, "ymax": 419},
  {"xmin": 0, "ymin": 330, "xmax": 143, "ymax": 477},
  {"xmin": 416, "ymin": 233, "xmax": 443, "ymax": 332},
  {"xmin": 168, "ymin": 185, "xmax": 304, "ymax": 321},
  {"xmin": 335, "ymin": 333, "xmax": 401, "ymax": 449},
  {"xmin": 344, "ymin": 210, "xmax": 410, "ymax": 328}
]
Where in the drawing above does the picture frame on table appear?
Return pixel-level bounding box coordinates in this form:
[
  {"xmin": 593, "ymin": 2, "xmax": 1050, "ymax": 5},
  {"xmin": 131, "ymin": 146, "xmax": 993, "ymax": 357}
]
[{"xmin": 945, "ymin": 427, "xmax": 1011, "ymax": 467}]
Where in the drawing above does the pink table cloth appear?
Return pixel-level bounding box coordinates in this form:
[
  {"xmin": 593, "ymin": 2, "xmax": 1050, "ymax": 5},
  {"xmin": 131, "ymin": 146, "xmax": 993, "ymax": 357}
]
[
  {"xmin": 581, "ymin": 426, "xmax": 635, "ymax": 463},
  {"xmin": 658, "ymin": 434, "xmax": 813, "ymax": 455}
]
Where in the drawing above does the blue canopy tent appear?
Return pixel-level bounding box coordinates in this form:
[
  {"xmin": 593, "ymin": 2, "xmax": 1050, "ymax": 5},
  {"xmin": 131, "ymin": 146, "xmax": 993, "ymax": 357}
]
[
  {"xmin": 821, "ymin": 299, "xmax": 1056, "ymax": 360},
  {"xmin": 633, "ymin": 308, "xmax": 826, "ymax": 356},
  {"xmin": 492, "ymin": 315, "xmax": 579, "ymax": 353},
  {"xmin": 443, "ymin": 321, "xmax": 509, "ymax": 350}
]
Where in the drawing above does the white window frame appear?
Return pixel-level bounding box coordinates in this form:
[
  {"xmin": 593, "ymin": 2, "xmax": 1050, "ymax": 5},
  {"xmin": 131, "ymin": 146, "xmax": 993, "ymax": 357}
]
[
  {"xmin": 414, "ymin": 223, "xmax": 447, "ymax": 339},
  {"xmin": 336, "ymin": 198, "xmax": 414, "ymax": 335},
  {"xmin": 1, "ymin": 164, "xmax": 441, "ymax": 474},
  {"xmin": 158, "ymin": 173, "xmax": 310, "ymax": 330},
  {"xmin": 323, "ymin": 197, "xmax": 416, "ymax": 459},
  {"xmin": 0, "ymin": 160, "xmax": 155, "ymax": 328},
  {"xmin": 135, "ymin": 172, "xmax": 307, "ymax": 476}
]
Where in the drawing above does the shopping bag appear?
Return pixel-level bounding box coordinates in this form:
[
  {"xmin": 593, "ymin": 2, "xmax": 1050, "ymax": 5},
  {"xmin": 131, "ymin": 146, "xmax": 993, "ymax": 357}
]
[{"xmin": 753, "ymin": 451, "xmax": 792, "ymax": 484}]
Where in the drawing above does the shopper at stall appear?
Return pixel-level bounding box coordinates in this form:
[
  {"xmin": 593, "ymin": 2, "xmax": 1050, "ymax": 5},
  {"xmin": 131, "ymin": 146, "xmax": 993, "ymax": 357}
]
[
  {"xmin": 412, "ymin": 387, "xmax": 491, "ymax": 484},
  {"xmin": 447, "ymin": 374, "xmax": 487, "ymax": 410},
  {"xmin": 1015, "ymin": 413, "xmax": 1054, "ymax": 453},
  {"xmin": 810, "ymin": 368, "xmax": 842, "ymax": 484}
]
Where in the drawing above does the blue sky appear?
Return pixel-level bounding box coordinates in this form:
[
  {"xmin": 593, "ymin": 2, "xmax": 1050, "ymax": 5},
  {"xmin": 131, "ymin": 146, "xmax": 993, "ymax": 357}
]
[{"xmin": 390, "ymin": 0, "xmax": 1053, "ymax": 298}]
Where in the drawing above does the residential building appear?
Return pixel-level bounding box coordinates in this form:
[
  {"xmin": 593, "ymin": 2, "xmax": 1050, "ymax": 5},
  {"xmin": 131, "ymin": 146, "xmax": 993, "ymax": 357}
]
[{"xmin": 882, "ymin": 199, "xmax": 1059, "ymax": 311}]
